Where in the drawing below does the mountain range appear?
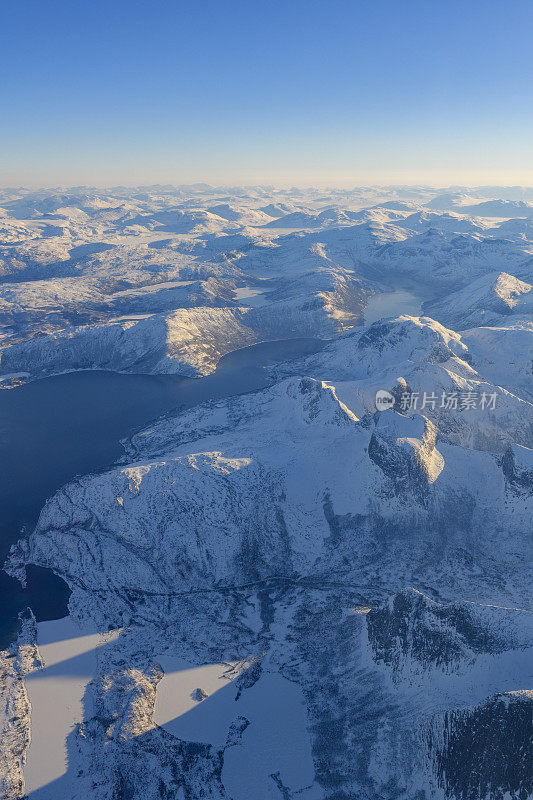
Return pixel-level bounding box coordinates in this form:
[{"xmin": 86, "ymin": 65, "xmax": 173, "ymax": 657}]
[{"xmin": 0, "ymin": 184, "xmax": 531, "ymax": 800}]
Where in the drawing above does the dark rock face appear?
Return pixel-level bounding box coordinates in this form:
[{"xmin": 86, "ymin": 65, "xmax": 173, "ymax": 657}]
[
  {"xmin": 367, "ymin": 590, "xmax": 511, "ymax": 673},
  {"xmin": 368, "ymin": 429, "xmax": 415, "ymax": 484},
  {"xmin": 363, "ymin": 591, "xmax": 532, "ymax": 799},
  {"xmin": 432, "ymin": 692, "xmax": 533, "ymax": 800},
  {"xmin": 502, "ymin": 447, "xmax": 533, "ymax": 491},
  {"xmin": 357, "ymin": 321, "xmax": 395, "ymax": 352}
]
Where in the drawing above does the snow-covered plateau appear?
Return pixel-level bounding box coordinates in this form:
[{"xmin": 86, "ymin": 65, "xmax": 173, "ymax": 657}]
[{"xmin": 0, "ymin": 184, "xmax": 532, "ymax": 800}]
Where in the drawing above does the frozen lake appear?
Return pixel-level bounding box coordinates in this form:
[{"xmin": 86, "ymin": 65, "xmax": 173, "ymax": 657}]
[
  {"xmin": 154, "ymin": 656, "xmax": 322, "ymax": 800},
  {"xmin": 25, "ymin": 641, "xmax": 322, "ymax": 799},
  {"xmin": 23, "ymin": 617, "xmax": 120, "ymax": 798},
  {"xmin": 233, "ymin": 286, "xmax": 269, "ymax": 307},
  {"xmin": 364, "ymin": 290, "xmax": 421, "ymax": 324}
]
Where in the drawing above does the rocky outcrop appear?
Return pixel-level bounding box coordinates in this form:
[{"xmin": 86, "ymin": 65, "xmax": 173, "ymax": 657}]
[{"xmin": 0, "ymin": 613, "xmax": 39, "ymax": 800}]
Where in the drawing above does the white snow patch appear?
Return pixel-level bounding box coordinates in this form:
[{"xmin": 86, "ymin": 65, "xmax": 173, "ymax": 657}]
[
  {"xmin": 364, "ymin": 291, "xmax": 421, "ymax": 324},
  {"xmin": 24, "ymin": 617, "xmax": 119, "ymax": 799},
  {"xmin": 154, "ymin": 658, "xmax": 321, "ymax": 798},
  {"xmin": 222, "ymin": 672, "xmax": 321, "ymax": 800},
  {"xmin": 153, "ymin": 657, "xmax": 240, "ymax": 746},
  {"xmin": 233, "ymin": 286, "xmax": 268, "ymax": 307}
]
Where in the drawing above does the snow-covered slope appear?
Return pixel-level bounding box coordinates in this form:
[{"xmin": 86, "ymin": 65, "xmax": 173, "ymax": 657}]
[
  {"xmin": 423, "ymin": 271, "xmax": 533, "ymax": 329},
  {"xmin": 1, "ymin": 184, "xmax": 532, "ymax": 386},
  {"xmin": 18, "ymin": 372, "xmax": 529, "ymax": 599},
  {"xmin": 6, "ymin": 361, "xmax": 531, "ymax": 799},
  {"xmin": 1, "ymin": 185, "xmax": 532, "ymax": 800},
  {"xmin": 275, "ymin": 314, "xmax": 533, "ymax": 450}
]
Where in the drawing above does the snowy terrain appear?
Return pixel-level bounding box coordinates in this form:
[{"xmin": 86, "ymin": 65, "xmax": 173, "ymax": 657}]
[{"xmin": 0, "ymin": 184, "xmax": 532, "ymax": 800}]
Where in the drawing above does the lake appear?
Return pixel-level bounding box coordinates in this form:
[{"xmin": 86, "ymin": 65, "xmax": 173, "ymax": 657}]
[
  {"xmin": 0, "ymin": 337, "xmax": 324, "ymax": 648},
  {"xmin": 364, "ymin": 290, "xmax": 421, "ymax": 324}
]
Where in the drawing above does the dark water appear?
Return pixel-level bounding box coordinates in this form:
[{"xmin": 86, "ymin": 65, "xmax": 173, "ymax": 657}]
[{"xmin": 0, "ymin": 337, "xmax": 323, "ymax": 648}]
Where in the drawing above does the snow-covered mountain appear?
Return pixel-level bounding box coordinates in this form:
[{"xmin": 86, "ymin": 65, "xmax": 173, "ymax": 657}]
[
  {"xmin": 0, "ymin": 185, "xmax": 531, "ymax": 800},
  {"xmin": 6, "ymin": 363, "xmax": 532, "ymax": 799},
  {"xmin": 423, "ymin": 271, "xmax": 533, "ymax": 328}
]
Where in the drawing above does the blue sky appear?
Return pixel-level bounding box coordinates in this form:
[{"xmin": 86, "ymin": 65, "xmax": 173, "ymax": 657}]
[{"xmin": 1, "ymin": 0, "xmax": 532, "ymax": 186}]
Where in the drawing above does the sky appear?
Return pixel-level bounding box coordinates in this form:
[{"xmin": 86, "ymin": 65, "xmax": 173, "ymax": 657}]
[{"xmin": 1, "ymin": 0, "xmax": 532, "ymax": 187}]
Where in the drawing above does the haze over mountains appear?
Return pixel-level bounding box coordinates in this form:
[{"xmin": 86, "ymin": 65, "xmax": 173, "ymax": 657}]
[
  {"xmin": 1, "ymin": 183, "xmax": 532, "ymax": 384},
  {"xmin": 0, "ymin": 184, "xmax": 531, "ymax": 800}
]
